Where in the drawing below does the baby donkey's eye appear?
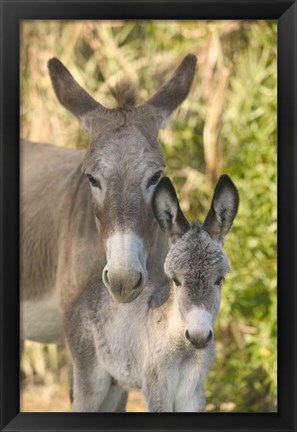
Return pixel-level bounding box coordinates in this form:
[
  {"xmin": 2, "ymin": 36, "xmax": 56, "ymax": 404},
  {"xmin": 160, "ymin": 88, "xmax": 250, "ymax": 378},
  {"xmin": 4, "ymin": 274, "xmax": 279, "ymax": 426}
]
[
  {"xmin": 215, "ymin": 276, "xmax": 224, "ymax": 286},
  {"xmin": 173, "ymin": 277, "xmax": 182, "ymax": 287}
]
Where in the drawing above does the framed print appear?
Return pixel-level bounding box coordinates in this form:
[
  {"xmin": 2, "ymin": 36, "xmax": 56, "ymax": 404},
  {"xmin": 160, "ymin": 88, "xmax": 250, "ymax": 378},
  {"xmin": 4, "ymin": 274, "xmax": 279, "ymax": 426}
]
[{"xmin": 0, "ymin": 1, "xmax": 296, "ymax": 432}]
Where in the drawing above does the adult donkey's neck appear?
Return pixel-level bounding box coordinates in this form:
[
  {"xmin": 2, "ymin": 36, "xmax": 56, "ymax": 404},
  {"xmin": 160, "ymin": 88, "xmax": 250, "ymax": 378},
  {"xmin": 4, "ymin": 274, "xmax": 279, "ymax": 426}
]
[{"xmin": 53, "ymin": 152, "xmax": 104, "ymax": 311}]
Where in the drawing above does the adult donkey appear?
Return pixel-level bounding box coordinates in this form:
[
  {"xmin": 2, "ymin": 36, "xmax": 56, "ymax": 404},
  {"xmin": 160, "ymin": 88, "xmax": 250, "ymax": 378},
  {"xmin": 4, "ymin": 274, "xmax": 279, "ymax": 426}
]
[{"xmin": 20, "ymin": 54, "xmax": 197, "ymax": 346}]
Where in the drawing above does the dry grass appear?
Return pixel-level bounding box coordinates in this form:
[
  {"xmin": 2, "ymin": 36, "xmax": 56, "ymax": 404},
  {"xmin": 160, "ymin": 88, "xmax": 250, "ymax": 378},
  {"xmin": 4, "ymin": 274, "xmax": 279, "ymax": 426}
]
[
  {"xmin": 20, "ymin": 341, "xmax": 146, "ymax": 412},
  {"xmin": 21, "ymin": 382, "xmax": 146, "ymax": 413}
]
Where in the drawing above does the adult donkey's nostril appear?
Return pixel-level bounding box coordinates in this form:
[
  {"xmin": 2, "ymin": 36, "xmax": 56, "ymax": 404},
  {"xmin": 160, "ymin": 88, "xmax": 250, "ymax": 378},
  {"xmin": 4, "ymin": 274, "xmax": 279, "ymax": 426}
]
[
  {"xmin": 133, "ymin": 272, "xmax": 143, "ymax": 290},
  {"xmin": 102, "ymin": 258, "xmax": 147, "ymax": 303},
  {"xmin": 102, "ymin": 267, "xmax": 110, "ymax": 288}
]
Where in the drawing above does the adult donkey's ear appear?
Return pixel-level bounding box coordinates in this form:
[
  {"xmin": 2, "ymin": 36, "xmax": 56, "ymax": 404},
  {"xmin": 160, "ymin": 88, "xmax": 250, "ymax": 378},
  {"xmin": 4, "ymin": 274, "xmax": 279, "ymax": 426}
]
[
  {"xmin": 203, "ymin": 175, "xmax": 239, "ymax": 243},
  {"xmin": 48, "ymin": 58, "xmax": 105, "ymax": 132},
  {"xmin": 145, "ymin": 54, "xmax": 197, "ymax": 129},
  {"xmin": 152, "ymin": 177, "xmax": 190, "ymax": 243}
]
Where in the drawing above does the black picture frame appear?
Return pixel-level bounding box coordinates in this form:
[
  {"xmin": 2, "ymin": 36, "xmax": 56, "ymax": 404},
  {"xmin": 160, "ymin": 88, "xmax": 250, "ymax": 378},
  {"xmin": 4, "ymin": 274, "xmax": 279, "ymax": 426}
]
[{"xmin": 0, "ymin": 1, "xmax": 296, "ymax": 431}]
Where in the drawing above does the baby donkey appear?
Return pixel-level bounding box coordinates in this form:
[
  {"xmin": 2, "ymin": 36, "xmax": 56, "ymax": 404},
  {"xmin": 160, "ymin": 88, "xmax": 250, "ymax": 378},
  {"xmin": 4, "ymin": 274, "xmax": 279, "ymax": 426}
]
[{"xmin": 65, "ymin": 174, "xmax": 239, "ymax": 412}]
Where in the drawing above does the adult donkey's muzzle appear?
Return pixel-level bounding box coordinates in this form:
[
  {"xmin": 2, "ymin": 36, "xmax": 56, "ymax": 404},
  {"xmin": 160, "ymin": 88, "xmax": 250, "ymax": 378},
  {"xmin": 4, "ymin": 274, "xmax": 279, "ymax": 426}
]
[
  {"xmin": 102, "ymin": 266, "xmax": 144, "ymax": 303},
  {"xmin": 102, "ymin": 232, "xmax": 148, "ymax": 303}
]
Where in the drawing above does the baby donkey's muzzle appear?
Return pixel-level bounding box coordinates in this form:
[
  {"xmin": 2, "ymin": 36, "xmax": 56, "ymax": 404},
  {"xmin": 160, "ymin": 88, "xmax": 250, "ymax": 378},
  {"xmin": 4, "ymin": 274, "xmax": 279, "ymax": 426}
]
[
  {"xmin": 185, "ymin": 308, "xmax": 214, "ymax": 349},
  {"xmin": 185, "ymin": 328, "xmax": 213, "ymax": 349}
]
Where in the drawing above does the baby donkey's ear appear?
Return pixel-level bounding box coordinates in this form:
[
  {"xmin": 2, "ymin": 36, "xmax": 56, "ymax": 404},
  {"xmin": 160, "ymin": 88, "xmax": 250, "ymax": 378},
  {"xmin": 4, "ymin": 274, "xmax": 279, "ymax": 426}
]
[
  {"xmin": 152, "ymin": 177, "xmax": 190, "ymax": 243},
  {"xmin": 203, "ymin": 174, "xmax": 239, "ymax": 243}
]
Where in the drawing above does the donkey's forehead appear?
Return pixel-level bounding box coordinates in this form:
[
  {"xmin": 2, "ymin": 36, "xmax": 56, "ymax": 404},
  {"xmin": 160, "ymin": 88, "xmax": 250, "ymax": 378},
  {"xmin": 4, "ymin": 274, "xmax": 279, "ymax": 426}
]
[
  {"xmin": 165, "ymin": 224, "xmax": 230, "ymax": 276},
  {"xmin": 83, "ymin": 124, "xmax": 164, "ymax": 175}
]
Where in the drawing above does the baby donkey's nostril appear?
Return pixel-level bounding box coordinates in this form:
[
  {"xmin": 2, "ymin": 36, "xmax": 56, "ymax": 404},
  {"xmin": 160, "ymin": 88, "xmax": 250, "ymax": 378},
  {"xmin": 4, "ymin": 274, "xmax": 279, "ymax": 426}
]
[
  {"xmin": 205, "ymin": 329, "xmax": 213, "ymax": 343},
  {"xmin": 185, "ymin": 329, "xmax": 213, "ymax": 349},
  {"xmin": 185, "ymin": 329, "xmax": 192, "ymax": 344}
]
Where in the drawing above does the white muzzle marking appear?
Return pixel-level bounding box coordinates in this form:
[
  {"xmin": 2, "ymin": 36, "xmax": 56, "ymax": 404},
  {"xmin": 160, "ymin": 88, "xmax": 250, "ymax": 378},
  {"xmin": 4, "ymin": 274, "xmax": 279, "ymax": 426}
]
[
  {"xmin": 185, "ymin": 308, "xmax": 213, "ymax": 346},
  {"xmin": 102, "ymin": 232, "xmax": 148, "ymax": 302}
]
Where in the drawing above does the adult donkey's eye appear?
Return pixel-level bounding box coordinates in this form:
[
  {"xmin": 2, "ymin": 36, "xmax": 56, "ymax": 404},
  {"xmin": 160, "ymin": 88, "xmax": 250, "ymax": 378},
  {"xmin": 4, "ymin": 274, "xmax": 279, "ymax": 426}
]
[
  {"xmin": 87, "ymin": 174, "xmax": 101, "ymax": 189},
  {"xmin": 147, "ymin": 171, "xmax": 162, "ymax": 188}
]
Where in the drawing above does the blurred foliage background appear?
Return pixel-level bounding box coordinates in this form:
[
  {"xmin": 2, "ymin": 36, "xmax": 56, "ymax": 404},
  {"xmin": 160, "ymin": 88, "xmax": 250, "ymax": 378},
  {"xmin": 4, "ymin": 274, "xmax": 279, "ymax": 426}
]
[{"xmin": 20, "ymin": 20, "xmax": 277, "ymax": 412}]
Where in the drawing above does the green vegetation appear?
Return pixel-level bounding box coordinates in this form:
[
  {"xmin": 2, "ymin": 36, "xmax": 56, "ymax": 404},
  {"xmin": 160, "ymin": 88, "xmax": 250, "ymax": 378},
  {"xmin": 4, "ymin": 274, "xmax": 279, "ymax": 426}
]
[{"xmin": 20, "ymin": 20, "xmax": 277, "ymax": 412}]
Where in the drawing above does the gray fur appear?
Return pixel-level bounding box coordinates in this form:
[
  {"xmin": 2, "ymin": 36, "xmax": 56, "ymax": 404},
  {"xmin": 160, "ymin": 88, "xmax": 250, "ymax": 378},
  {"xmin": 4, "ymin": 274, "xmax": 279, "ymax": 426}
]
[
  {"xmin": 109, "ymin": 80, "xmax": 138, "ymax": 109},
  {"xmin": 21, "ymin": 54, "xmax": 196, "ymax": 314},
  {"xmin": 65, "ymin": 175, "xmax": 239, "ymax": 412},
  {"xmin": 21, "ymin": 56, "xmax": 197, "ymax": 410}
]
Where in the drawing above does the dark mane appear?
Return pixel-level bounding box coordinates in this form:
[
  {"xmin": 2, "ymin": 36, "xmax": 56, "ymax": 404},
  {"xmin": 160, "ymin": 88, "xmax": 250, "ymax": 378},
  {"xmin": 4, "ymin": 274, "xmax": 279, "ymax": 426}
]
[{"xmin": 109, "ymin": 80, "xmax": 138, "ymax": 110}]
